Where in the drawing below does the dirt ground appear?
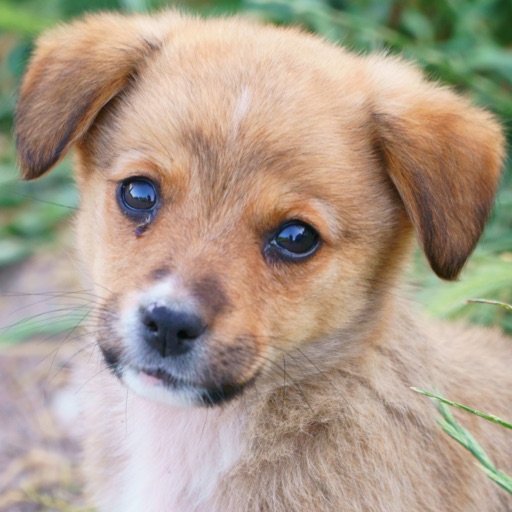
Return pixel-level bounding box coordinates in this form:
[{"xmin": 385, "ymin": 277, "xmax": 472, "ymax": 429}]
[{"xmin": 0, "ymin": 243, "xmax": 92, "ymax": 512}]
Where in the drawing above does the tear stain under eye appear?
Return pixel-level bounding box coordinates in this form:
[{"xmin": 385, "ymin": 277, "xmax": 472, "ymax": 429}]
[
  {"xmin": 135, "ymin": 213, "xmax": 153, "ymax": 237},
  {"xmin": 135, "ymin": 224, "xmax": 147, "ymax": 237}
]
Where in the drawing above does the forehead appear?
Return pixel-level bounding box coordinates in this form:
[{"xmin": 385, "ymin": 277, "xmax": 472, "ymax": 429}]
[{"xmin": 90, "ymin": 21, "xmax": 382, "ymax": 222}]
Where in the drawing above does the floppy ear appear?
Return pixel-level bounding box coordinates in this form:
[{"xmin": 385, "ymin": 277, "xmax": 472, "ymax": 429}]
[
  {"xmin": 370, "ymin": 57, "xmax": 505, "ymax": 280},
  {"xmin": 15, "ymin": 13, "xmax": 168, "ymax": 180}
]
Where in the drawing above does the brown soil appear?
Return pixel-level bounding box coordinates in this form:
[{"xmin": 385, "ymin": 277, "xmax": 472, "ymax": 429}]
[{"xmin": 0, "ymin": 247, "xmax": 91, "ymax": 512}]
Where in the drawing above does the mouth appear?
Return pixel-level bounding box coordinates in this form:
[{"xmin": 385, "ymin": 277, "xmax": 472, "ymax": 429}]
[
  {"xmin": 100, "ymin": 346, "xmax": 254, "ymax": 407},
  {"xmin": 129, "ymin": 367, "xmax": 249, "ymax": 406}
]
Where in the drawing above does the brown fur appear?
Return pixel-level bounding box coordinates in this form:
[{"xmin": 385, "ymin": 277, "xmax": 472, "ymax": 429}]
[{"xmin": 15, "ymin": 11, "xmax": 512, "ymax": 511}]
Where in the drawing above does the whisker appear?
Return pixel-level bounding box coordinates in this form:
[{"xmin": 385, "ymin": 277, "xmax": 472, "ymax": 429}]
[
  {"xmin": 125, "ymin": 388, "xmax": 129, "ymax": 437},
  {"xmin": 47, "ymin": 308, "xmax": 95, "ymax": 379},
  {"xmin": 47, "ymin": 341, "xmax": 98, "ymax": 384},
  {"xmin": 296, "ymin": 347, "xmax": 339, "ymax": 392},
  {"xmin": 33, "ymin": 326, "xmax": 106, "ymax": 370},
  {"xmin": 1, "ymin": 289, "xmax": 106, "ymax": 301},
  {"xmin": 14, "ymin": 192, "xmax": 78, "ymax": 210},
  {"xmin": 1, "ymin": 305, "xmax": 95, "ymax": 332},
  {"xmin": 74, "ymin": 363, "xmax": 109, "ymax": 395},
  {"xmin": 250, "ymin": 350, "xmax": 315, "ymax": 414}
]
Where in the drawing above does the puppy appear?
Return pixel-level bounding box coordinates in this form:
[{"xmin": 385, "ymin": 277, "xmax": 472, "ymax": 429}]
[{"xmin": 15, "ymin": 11, "xmax": 512, "ymax": 512}]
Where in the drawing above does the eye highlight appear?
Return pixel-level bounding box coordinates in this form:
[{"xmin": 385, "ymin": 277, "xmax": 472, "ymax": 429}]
[
  {"xmin": 266, "ymin": 221, "xmax": 321, "ymax": 263},
  {"xmin": 119, "ymin": 178, "xmax": 158, "ymax": 212}
]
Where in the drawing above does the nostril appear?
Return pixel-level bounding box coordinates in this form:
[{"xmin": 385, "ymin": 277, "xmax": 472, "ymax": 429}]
[
  {"xmin": 176, "ymin": 329, "xmax": 188, "ymax": 340},
  {"xmin": 176, "ymin": 322, "xmax": 204, "ymax": 341},
  {"xmin": 145, "ymin": 319, "xmax": 158, "ymax": 333}
]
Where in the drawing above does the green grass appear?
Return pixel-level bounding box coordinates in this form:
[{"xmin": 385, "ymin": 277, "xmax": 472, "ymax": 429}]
[
  {"xmin": 413, "ymin": 387, "xmax": 512, "ymax": 494},
  {"xmin": 412, "ymin": 298, "xmax": 512, "ymax": 494}
]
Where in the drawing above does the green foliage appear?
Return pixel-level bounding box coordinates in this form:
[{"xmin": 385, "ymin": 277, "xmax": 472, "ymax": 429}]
[
  {"xmin": 0, "ymin": 0, "xmax": 511, "ymax": 330},
  {"xmin": 245, "ymin": 0, "xmax": 512, "ymax": 122},
  {"xmin": 0, "ymin": 153, "xmax": 77, "ymax": 266}
]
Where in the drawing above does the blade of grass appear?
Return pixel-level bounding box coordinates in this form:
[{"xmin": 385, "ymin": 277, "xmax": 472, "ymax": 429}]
[
  {"xmin": 414, "ymin": 389, "xmax": 512, "ymax": 494},
  {"xmin": 411, "ymin": 388, "xmax": 512, "ymax": 429},
  {"xmin": 479, "ymin": 465, "xmax": 512, "ymax": 495},
  {"xmin": 436, "ymin": 399, "xmax": 512, "ymax": 494},
  {"xmin": 467, "ymin": 299, "xmax": 512, "ymax": 311}
]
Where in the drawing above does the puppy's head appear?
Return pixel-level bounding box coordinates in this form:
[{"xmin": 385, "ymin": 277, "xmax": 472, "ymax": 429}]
[{"xmin": 16, "ymin": 12, "xmax": 504, "ymax": 406}]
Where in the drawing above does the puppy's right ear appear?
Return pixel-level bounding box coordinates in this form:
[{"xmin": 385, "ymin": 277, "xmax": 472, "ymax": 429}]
[{"xmin": 15, "ymin": 13, "xmax": 167, "ymax": 180}]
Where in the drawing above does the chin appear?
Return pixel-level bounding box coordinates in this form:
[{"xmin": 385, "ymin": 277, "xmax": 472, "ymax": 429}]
[
  {"xmin": 122, "ymin": 367, "xmax": 248, "ymax": 408},
  {"xmin": 123, "ymin": 368, "xmax": 202, "ymax": 407}
]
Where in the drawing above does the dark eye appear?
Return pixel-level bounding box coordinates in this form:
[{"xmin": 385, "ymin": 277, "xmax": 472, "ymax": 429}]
[
  {"xmin": 118, "ymin": 178, "xmax": 158, "ymax": 212},
  {"xmin": 268, "ymin": 221, "xmax": 320, "ymax": 262}
]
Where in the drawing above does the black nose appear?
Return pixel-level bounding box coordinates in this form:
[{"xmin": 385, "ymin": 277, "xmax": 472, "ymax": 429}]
[{"xmin": 141, "ymin": 306, "xmax": 205, "ymax": 357}]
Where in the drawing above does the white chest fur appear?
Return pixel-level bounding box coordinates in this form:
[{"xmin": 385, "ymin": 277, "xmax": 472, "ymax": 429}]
[{"xmin": 118, "ymin": 395, "xmax": 245, "ymax": 512}]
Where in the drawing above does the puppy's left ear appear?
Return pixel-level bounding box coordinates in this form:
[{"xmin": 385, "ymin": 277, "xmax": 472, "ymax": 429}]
[{"xmin": 371, "ymin": 57, "xmax": 505, "ymax": 280}]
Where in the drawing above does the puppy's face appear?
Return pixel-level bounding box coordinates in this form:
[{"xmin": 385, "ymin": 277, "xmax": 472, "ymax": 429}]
[{"xmin": 15, "ymin": 13, "xmax": 504, "ymax": 406}]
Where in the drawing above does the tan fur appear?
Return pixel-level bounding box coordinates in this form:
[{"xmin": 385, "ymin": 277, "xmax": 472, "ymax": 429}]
[{"xmin": 15, "ymin": 11, "xmax": 512, "ymax": 511}]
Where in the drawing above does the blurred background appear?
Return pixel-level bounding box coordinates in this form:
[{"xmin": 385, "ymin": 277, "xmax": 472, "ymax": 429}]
[
  {"xmin": 1, "ymin": 0, "xmax": 512, "ymax": 334},
  {"xmin": 0, "ymin": 0, "xmax": 511, "ymax": 510}
]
